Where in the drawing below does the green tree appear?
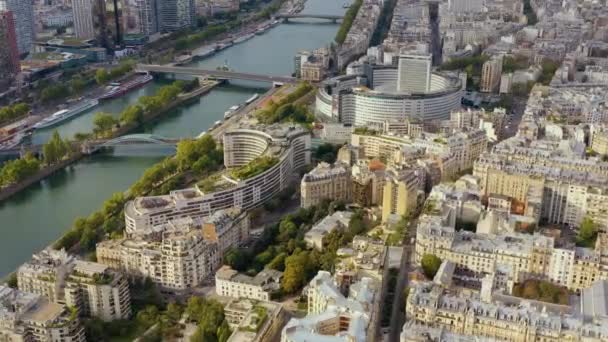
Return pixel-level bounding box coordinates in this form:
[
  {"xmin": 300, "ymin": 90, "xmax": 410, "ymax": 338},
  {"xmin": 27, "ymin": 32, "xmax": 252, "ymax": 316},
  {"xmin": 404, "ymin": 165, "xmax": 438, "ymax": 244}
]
[
  {"xmin": 95, "ymin": 69, "xmax": 110, "ymax": 84},
  {"xmin": 577, "ymin": 217, "xmax": 598, "ymax": 247},
  {"xmin": 92, "ymin": 112, "xmax": 118, "ymax": 136},
  {"xmin": 120, "ymin": 104, "xmax": 144, "ymax": 124},
  {"xmin": 282, "ymin": 252, "xmax": 311, "ymax": 293},
  {"xmin": 43, "ymin": 131, "xmax": 69, "ymax": 164},
  {"xmin": 421, "ymin": 254, "xmax": 442, "ymax": 279}
]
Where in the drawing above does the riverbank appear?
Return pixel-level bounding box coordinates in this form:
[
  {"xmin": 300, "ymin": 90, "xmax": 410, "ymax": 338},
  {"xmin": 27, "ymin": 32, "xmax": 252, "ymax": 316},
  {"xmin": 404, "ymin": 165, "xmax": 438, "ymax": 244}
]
[{"xmin": 0, "ymin": 81, "xmax": 219, "ymax": 203}]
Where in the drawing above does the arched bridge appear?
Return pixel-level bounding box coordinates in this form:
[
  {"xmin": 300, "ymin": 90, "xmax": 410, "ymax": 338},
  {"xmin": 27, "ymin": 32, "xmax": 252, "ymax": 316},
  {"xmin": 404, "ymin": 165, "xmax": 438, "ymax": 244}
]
[
  {"xmin": 276, "ymin": 14, "xmax": 344, "ymax": 22},
  {"xmin": 83, "ymin": 134, "xmax": 182, "ymax": 154},
  {"xmin": 136, "ymin": 64, "xmax": 297, "ymax": 84}
]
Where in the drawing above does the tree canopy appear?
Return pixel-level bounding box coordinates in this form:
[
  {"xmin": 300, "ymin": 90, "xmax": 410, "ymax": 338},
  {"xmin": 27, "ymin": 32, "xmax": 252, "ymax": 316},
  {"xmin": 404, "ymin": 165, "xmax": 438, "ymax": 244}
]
[{"xmin": 421, "ymin": 254, "xmax": 442, "ymax": 279}]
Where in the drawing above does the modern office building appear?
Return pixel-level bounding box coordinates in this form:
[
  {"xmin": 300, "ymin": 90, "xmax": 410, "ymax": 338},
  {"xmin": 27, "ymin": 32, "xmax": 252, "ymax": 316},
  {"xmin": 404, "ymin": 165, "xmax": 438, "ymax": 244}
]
[
  {"xmin": 125, "ymin": 124, "xmax": 311, "ymax": 233},
  {"xmin": 300, "ymin": 162, "xmax": 352, "ymax": 208},
  {"xmin": 0, "ymin": 286, "xmax": 86, "ymax": 341},
  {"xmin": 17, "ymin": 249, "xmax": 132, "ymax": 322},
  {"xmin": 316, "ymin": 62, "xmax": 463, "ymax": 128},
  {"xmin": 123, "ymin": 0, "xmax": 159, "ymax": 36},
  {"xmin": 397, "ymin": 50, "xmax": 432, "ymax": 93},
  {"xmin": 0, "ymin": 0, "xmax": 34, "ymax": 54},
  {"xmin": 158, "ymin": 0, "xmax": 195, "ymax": 32},
  {"xmin": 94, "ymin": 0, "xmax": 125, "ymax": 49},
  {"xmin": 215, "ymin": 266, "xmax": 283, "ymax": 301},
  {"xmin": 0, "ymin": 11, "xmax": 19, "ymax": 91},
  {"xmin": 72, "ymin": 0, "xmax": 95, "ymax": 39}
]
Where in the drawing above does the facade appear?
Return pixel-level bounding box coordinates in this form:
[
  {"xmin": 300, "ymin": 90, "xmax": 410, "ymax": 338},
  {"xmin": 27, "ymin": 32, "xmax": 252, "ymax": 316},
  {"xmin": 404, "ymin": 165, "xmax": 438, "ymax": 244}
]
[
  {"xmin": 281, "ymin": 271, "xmax": 379, "ymax": 342},
  {"xmin": 300, "ymin": 162, "xmax": 352, "ymax": 208},
  {"xmin": 17, "ymin": 249, "xmax": 131, "ymax": 322},
  {"xmin": 316, "ymin": 63, "xmax": 463, "ymax": 128},
  {"xmin": 93, "ymin": 0, "xmax": 125, "ymax": 49},
  {"xmin": 405, "ymin": 282, "xmax": 608, "ymax": 341},
  {"xmin": 158, "ymin": 0, "xmax": 195, "ymax": 32},
  {"xmin": 0, "ymin": 285, "xmax": 85, "ymax": 341},
  {"xmin": 382, "ymin": 168, "xmax": 423, "ymax": 222},
  {"xmin": 98, "ymin": 210, "xmax": 248, "ymax": 290},
  {"xmin": 72, "ymin": 0, "xmax": 95, "ymax": 39},
  {"xmin": 304, "ymin": 211, "xmax": 353, "ymax": 251},
  {"xmin": 215, "ymin": 266, "xmax": 283, "ymax": 301},
  {"xmin": 125, "ymin": 124, "xmax": 310, "ymax": 233},
  {"xmin": 0, "ymin": 11, "xmax": 19, "ymax": 91},
  {"xmin": 480, "ymin": 56, "xmax": 503, "ymax": 93},
  {"xmin": 397, "ymin": 50, "xmax": 432, "ymax": 93},
  {"xmin": 123, "ymin": 0, "xmax": 159, "ymax": 36},
  {"xmin": 0, "ymin": 0, "xmax": 33, "ymax": 55}
]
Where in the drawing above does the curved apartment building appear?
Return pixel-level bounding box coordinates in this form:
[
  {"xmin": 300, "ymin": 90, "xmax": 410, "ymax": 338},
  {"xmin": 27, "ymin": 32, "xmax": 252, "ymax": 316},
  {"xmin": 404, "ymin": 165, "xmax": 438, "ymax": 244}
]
[
  {"xmin": 124, "ymin": 124, "xmax": 311, "ymax": 233},
  {"xmin": 316, "ymin": 63, "xmax": 463, "ymax": 128}
]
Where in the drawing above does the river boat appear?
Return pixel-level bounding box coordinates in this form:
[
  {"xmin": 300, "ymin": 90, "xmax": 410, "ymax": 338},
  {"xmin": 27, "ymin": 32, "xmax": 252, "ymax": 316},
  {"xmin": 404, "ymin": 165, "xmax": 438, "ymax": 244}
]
[
  {"xmin": 224, "ymin": 105, "xmax": 240, "ymax": 119},
  {"xmin": 99, "ymin": 74, "xmax": 153, "ymax": 100},
  {"xmin": 33, "ymin": 100, "xmax": 99, "ymax": 129},
  {"xmin": 245, "ymin": 93, "xmax": 259, "ymax": 104}
]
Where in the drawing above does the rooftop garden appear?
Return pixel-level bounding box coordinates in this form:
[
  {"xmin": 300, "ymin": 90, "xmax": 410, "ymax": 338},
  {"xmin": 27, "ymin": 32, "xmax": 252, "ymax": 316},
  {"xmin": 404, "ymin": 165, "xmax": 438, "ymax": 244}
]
[
  {"xmin": 255, "ymin": 83, "xmax": 315, "ymax": 125},
  {"xmin": 512, "ymin": 279, "xmax": 570, "ymax": 305},
  {"xmin": 230, "ymin": 156, "xmax": 279, "ymax": 181},
  {"xmin": 353, "ymin": 127, "xmax": 379, "ymax": 136}
]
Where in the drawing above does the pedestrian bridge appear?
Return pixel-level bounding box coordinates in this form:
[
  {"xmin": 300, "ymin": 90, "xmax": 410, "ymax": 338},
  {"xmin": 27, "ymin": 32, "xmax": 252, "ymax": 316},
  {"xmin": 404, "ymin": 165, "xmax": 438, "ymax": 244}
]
[{"xmin": 136, "ymin": 64, "xmax": 297, "ymax": 84}]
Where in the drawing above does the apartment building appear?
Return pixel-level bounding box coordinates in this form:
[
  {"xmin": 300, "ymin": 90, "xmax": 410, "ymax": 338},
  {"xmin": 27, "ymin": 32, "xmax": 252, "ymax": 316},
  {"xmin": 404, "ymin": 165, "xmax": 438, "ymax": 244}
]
[
  {"xmin": 97, "ymin": 218, "xmax": 220, "ymax": 291},
  {"xmin": 351, "ymin": 159, "xmax": 386, "ymax": 207},
  {"xmin": 125, "ymin": 124, "xmax": 310, "ymax": 233},
  {"xmin": 215, "ymin": 265, "xmax": 283, "ymax": 301},
  {"xmin": 304, "ymin": 211, "xmax": 353, "ymax": 250},
  {"xmin": 0, "ymin": 11, "xmax": 19, "ymax": 92},
  {"xmin": 300, "ymin": 162, "xmax": 352, "ymax": 208},
  {"xmin": 0, "ymin": 285, "xmax": 85, "ymax": 341},
  {"xmin": 17, "ymin": 249, "xmax": 131, "ymax": 322},
  {"xmin": 382, "ymin": 167, "xmax": 424, "ymax": 222},
  {"xmin": 282, "ymin": 271, "xmax": 380, "ymax": 342},
  {"xmin": 480, "ymin": 56, "xmax": 503, "ymax": 93},
  {"xmin": 405, "ymin": 282, "xmax": 608, "ymax": 341}
]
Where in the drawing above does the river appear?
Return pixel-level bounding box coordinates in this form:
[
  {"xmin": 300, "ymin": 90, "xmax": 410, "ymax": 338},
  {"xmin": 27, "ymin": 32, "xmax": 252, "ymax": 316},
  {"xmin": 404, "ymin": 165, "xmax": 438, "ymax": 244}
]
[{"xmin": 0, "ymin": 0, "xmax": 347, "ymax": 277}]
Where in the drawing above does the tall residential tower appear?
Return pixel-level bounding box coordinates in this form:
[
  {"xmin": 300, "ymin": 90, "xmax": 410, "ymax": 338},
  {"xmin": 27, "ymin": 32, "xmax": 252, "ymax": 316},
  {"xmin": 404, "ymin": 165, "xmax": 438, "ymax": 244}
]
[{"xmin": 0, "ymin": 0, "xmax": 34, "ymax": 54}]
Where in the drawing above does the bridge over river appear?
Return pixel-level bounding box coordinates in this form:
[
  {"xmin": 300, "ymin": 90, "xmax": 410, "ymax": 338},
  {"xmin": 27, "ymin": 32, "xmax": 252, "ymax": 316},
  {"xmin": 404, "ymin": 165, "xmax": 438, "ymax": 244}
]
[{"xmin": 136, "ymin": 64, "xmax": 297, "ymax": 84}]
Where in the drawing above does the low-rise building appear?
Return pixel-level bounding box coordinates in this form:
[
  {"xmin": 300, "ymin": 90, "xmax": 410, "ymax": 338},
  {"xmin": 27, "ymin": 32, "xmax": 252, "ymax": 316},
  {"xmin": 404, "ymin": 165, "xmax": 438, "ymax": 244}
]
[
  {"xmin": 281, "ymin": 271, "xmax": 380, "ymax": 342},
  {"xmin": 304, "ymin": 211, "xmax": 353, "ymax": 251},
  {"xmin": 224, "ymin": 298, "xmax": 286, "ymax": 342},
  {"xmin": 300, "ymin": 162, "xmax": 352, "ymax": 208},
  {"xmin": 0, "ymin": 285, "xmax": 85, "ymax": 341},
  {"xmin": 17, "ymin": 249, "xmax": 131, "ymax": 322},
  {"xmin": 215, "ymin": 266, "xmax": 283, "ymax": 301}
]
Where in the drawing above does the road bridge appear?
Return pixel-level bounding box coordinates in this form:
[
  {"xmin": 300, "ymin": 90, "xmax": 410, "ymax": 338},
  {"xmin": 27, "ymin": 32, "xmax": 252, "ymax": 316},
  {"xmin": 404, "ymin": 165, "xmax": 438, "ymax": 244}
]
[
  {"xmin": 276, "ymin": 14, "xmax": 344, "ymax": 22},
  {"xmin": 136, "ymin": 64, "xmax": 297, "ymax": 84},
  {"xmin": 83, "ymin": 134, "xmax": 182, "ymax": 154}
]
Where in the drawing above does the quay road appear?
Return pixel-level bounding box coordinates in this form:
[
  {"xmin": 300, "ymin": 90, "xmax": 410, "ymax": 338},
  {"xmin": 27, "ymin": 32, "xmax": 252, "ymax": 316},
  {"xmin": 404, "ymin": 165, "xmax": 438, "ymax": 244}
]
[{"xmin": 136, "ymin": 64, "xmax": 298, "ymax": 84}]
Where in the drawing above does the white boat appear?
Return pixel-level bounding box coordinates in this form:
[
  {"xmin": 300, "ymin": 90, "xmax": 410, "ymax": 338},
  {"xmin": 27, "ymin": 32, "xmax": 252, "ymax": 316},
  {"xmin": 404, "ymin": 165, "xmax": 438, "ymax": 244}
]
[
  {"xmin": 233, "ymin": 33, "xmax": 255, "ymax": 44},
  {"xmin": 245, "ymin": 93, "xmax": 259, "ymax": 104},
  {"xmin": 33, "ymin": 100, "xmax": 99, "ymax": 129},
  {"xmin": 224, "ymin": 105, "xmax": 240, "ymax": 119}
]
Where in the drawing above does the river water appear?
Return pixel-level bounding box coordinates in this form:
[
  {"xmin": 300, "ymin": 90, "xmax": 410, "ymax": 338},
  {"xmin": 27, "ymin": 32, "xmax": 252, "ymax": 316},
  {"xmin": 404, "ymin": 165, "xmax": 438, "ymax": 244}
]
[{"xmin": 0, "ymin": 0, "xmax": 347, "ymax": 276}]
